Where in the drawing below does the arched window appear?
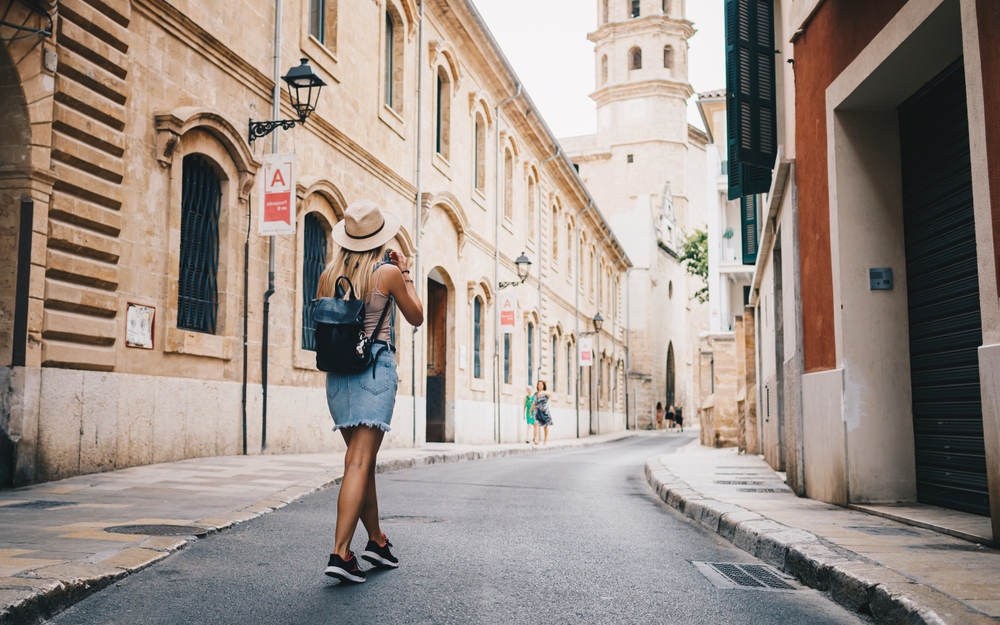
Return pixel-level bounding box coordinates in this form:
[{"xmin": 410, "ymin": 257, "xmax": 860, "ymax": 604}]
[
  {"xmin": 435, "ymin": 67, "xmax": 451, "ymax": 159},
  {"xmin": 663, "ymin": 45, "xmax": 673, "ymax": 71},
  {"xmin": 474, "ymin": 296, "xmax": 484, "ymax": 379},
  {"xmin": 504, "ymin": 148, "xmax": 514, "ymax": 220},
  {"xmin": 566, "ymin": 342, "xmax": 572, "ymax": 394},
  {"xmin": 301, "ymin": 212, "xmax": 329, "ymax": 350},
  {"xmin": 600, "ymin": 55, "xmax": 608, "ymax": 85},
  {"xmin": 551, "ymin": 206, "xmax": 559, "ymax": 269},
  {"xmin": 566, "ymin": 218, "xmax": 573, "ymax": 277},
  {"xmin": 474, "ymin": 114, "xmax": 486, "ymax": 191},
  {"xmin": 666, "ymin": 341, "xmax": 676, "ymax": 407},
  {"xmin": 527, "ymin": 175, "xmax": 536, "ymax": 240},
  {"xmin": 504, "ymin": 332, "xmax": 512, "ymax": 384},
  {"xmin": 178, "ymin": 154, "xmax": 221, "ymax": 334},
  {"xmin": 309, "ymin": 0, "xmax": 337, "ymax": 51},
  {"xmin": 551, "ymin": 333, "xmax": 558, "ymax": 393},
  {"xmin": 527, "ymin": 322, "xmax": 534, "ymax": 387},
  {"xmin": 629, "ymin": 47, "xmax": 642, "ymax": 70},
  {"xmin": 631, "ymin": 0, "xmax": 640, "ymax": 18},
  {"xmin": 602, "ymin": 0, "xmax": 609, "ymax": 24},
  {"xmin": 588, "ymin": 249, "xmax": 595, "ymax": 299},
  {"xmin": 384, "ymin": 6, "xmax": 403, "ymax": 112},
  {"xmin": 579, "ymin": 233, "xmax": 586, "ymax": 290}
]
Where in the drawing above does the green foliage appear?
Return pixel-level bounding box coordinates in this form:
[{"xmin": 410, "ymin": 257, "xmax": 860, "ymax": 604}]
[{"xmin": 680, "ymin": 228, "xmax": 709, "ymax": 304}]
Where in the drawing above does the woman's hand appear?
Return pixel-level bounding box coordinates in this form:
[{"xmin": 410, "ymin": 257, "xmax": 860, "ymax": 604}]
[{"xmin": 388, "ymin": 250, "xmax": 409, "ymax": 273}]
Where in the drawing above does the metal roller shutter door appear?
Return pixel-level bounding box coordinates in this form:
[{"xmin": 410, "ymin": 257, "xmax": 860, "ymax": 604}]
[{"xmin": 899, "ymin": 58, "xmax": 990, "ymax": 517}]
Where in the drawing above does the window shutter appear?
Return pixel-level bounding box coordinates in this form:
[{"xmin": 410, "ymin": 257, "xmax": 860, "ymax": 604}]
[
  {"xmin": 178, "ymin": 154, "xmax": 221, "ymax": 334},
  {"xmin": 725, "ymin": 0, "xmax": 777, "ymax": 170},
  {"xmin": 741, "ymin": 194, "xmax": 759, "ymax": 265},
  {"xmin": 301, "ymin": 213, "xmax": 327, "ymax": 351},
  {"xmin": 728, "ymin": 160, "xmax": 773, "ymax": 201}
]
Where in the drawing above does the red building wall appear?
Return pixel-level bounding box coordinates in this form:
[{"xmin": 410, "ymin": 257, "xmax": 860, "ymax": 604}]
[{"xmin": 793, "ymin": 0, "xmax": 908, "ymax": 372}]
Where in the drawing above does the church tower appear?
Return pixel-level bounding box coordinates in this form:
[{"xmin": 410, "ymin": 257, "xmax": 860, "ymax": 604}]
[{"xmin": 590, "ymin": 0, "xmax": 695, "ymax": 149}]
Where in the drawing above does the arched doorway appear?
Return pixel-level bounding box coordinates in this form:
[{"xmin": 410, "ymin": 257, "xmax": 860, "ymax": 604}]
[
  {"xmin": 425, "ymin": 268, "xmax": 451, "ymax": 442},
  {"xmin": 665, "ymin": 342, "xmax": 676, "ymax": 408},
  {"xmin": 0, "ymin": 42, "xmax": 32, "ymax": 486}
]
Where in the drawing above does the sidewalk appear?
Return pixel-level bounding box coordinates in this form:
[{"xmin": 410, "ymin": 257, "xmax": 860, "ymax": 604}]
[
  {"xmin": 645, "ymin": 441, "xmax": 1000, "ymax": 625},
  {"xmin": 0, "ymin": 431, "xmax": 633, "ymax": 624}
]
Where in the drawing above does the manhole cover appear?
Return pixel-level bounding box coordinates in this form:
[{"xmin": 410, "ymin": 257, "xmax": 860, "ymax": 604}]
[
  {"xmin": 378, "ymin": 515, "xmax": 446, "ymax": 524},
  {"xmin": 104, "ymin": 524, "xmax": 209, "ymax": 537},
  {"xmin": 2, "ymin": 500, "xmax": 74, "ymax": 510},
  {"xmin": 693, "ymin": 562, "xmax": 799, "ymax": 591},
  {"xmin": 848, "ymin": 526, "xmax": 919, "ymax": 537}
]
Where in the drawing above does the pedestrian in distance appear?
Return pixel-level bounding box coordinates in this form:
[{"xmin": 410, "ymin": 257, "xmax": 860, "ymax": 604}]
[
  {"xmin": 318, "ymin": 200, "xmax": 424, "ymax": 584},
  {"xmin": 533, "ymin": 380, "xmax": 553, "ymax": 444},
  {"xmin": 675, "ymin": 405, "xmax": 684, "ymax": 432},
  {"xmin": 666, "ymin": 404, "xmax": 676, "ymax": 430},
  {"xmin": 524, "ymin": 385, "xmax": 536, "ymax": 444}
]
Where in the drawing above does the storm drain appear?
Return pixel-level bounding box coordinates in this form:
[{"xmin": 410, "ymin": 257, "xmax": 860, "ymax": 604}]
[
  {"xmin": 1, "ymin": 500, "xmax": 74, "ymax": 510},
  {"xmin": 104, "ymin": 524, "xmax": 210, "ymax": 538},
  {"xmin": 378, "ymin": 515, "xmax": 446, "ymax": 524},
  {"xmin": 692, "ymin": 562, "xmax": 799, "ymax": 591},
  {"xmin": 737, "ymin": 488, "xmax": 789, "ymax": 493},
  {"xmin": 714, "ymin": 480, "xmax": 765, "ymax": 485},
  {"xmin": 848, "ymin": 526, "xmax": 920, "ymax": 537}
]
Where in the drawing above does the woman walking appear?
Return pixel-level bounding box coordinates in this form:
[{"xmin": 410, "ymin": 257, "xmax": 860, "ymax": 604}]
[
  {"xmin": 533, "ymin": 380, "xmax": 553, "ymax": 444},
  {"xmin": 524, "ymin": 386, "xmax": 536, "ymax": 444},
  {"xmin": 320, "ymin": 200, "xmax": 423, "ymax": 584}
]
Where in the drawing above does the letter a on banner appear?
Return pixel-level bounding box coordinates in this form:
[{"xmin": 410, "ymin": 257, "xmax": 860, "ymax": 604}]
[
  {"xmin": 579, "ymin": 338, "xmax": 593, "ymax": 367},
  {"xmin": 259, "ymin": 153, "xmax": 296, "ymax": 236},
  {"xmin": 499, "ymin": 292, "xmax": 516, "ymax": 335}
]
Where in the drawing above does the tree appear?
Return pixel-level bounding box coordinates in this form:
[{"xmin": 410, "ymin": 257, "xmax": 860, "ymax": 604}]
[{"xmin": 680, "ymin": 228, "xmax": 708, "ymax": 303}]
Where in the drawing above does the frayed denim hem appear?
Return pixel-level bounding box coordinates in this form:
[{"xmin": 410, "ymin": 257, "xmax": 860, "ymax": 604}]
[{"xmin": 332, "ymin": 420, "xmax": 392, "ymax": 433}]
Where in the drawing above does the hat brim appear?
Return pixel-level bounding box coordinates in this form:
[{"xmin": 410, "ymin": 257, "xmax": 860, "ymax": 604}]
[{"xmin": 331, "ymin": 211, "xmax": 402, "ymax": 252}]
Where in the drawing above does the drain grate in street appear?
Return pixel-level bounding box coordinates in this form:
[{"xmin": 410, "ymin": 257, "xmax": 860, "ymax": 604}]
[
  {"xmin": 738, "ymin": 488, "xmax": 788, "ymax": 493},
  {"xmin": 692, "ymin": 562, "xmax": 799, "ymax": 591},
  {"xmin": 104, "ymin": 524, "xmax": 209, "ymax": 537},
  {"xmin": 714, "ymin": 480, "xmax": 765, "ymax": 485},
  {"xmin": 378, "ymin": 515, "xmax": 446, "ymax": 524},
  {"xmin": 1, "ymin": 500, "xmax": 75, "ymax": 510},
  {"xmin": 848, "ymin": 526, "xmax": 920, "ymax": 537}
]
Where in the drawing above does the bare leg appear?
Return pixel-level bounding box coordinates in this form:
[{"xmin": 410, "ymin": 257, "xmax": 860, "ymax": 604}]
[
  {"xmin": 533, "ymin": 422, "xmax": 539, "ymax": 444},
  {"xmin": 358, "ymin": 460, "xmax": 384, "ymax": 544},
  {"xmin": 543, "ymin": 425, "xmax": 549, "ymax": 444},
  {"xmin": 334, "ymin": 426, "xmax": 385, "ymax": 558}
]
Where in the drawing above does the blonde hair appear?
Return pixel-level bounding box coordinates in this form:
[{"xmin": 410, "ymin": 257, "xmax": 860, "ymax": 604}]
[{"xmin": 317, "ymin": 244, "xmax": 386, "ymax": 301}]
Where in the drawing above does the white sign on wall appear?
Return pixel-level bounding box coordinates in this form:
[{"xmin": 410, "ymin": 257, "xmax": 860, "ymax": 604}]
[
  {"xmin": 579, "ymin": 337, "xmax": 593, "ymax": 367},
  {"xmin": 499, "ymin": 292, "xmax": 516, "ymax": 335},
  {"xmin": 258, "ymin": 152, "xmax": 296, "ymax": 236}
]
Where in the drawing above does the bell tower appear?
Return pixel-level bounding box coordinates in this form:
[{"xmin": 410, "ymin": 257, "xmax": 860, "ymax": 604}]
[{"xmin": 589, "ymin": 0, "xmax": 694, "ymax": 146}]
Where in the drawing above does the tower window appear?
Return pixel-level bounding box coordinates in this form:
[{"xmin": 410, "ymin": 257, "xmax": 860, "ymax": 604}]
[
  {"xmin": 631, "ymin": 0, "xmax": 640, "ymax": 18},
  {"xmin": 601, "ymin": 54, "xmax": 608, "ymax": 86},
  {"xmin": 627, "ymin": 154, "xmax": 634, "ymax": 163},
  {"xmin": 664, "ymin": 45, "xmax": 673, "ymax": 70},
  {"xmin": 602, "ymin": 0, "xmax": 609, "ymax": 24},
  {"xmin": 629, "ymin": 47, "xmax": 642, "ymax": 70}
]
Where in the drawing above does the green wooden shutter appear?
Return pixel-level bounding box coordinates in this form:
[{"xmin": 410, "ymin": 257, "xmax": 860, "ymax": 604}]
[
  {"xmin": 728, "ymin": 161, "xmax": 773, "ymax": 201},
  {"xmin": 741, "ymin": 194, "xmax": 759, "ymax": 265},
  {"xmin": 725, "ymin": 0, "xmax": 777, "ymax": 171}
]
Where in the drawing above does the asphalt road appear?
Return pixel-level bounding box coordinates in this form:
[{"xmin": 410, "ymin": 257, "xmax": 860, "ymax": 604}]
[{"xmin": 48, "ymin": 434, "xmax": 864, "ymax": 625}]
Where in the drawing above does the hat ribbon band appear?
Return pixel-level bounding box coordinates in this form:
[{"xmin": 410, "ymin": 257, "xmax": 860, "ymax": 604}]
[{"xmin": 347, "ymin": 216, "xmax": 386, "ymax": 240}]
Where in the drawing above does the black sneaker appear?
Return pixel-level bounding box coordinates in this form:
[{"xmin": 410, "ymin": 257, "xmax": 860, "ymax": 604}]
[
  {"xmin": 361, "ymin": 535, "xmax": 399, "ymax": 569},
  {"xmin": 325, "ymin": 552, "xmax": 366, "ymax": 583}
]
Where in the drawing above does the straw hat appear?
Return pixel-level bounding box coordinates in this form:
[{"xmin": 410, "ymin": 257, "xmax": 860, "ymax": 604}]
[{"xmin": 332, "ymin": 200, "xmax": 401, "ymax": 252}]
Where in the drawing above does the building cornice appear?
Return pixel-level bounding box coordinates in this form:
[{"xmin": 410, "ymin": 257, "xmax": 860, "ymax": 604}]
[
  {"xmin": 588, "ymin": 16, "xmax": 696, "ymax": 43},
  {"xmin": 590, "ymin": 79, "xmax": 695, "ymax": 106}
]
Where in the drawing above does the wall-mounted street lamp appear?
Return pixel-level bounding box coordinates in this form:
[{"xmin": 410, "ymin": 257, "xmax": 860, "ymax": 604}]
[
  {"xmin": 499, "ymin": 253, "xmax": 532, "ymax": 290},
  {"xmin": 248, "ymin": 58, "xmax": 326, "ymax": 145},
  {"xmin": 581, "ymin": 312, "xmax": 604, "ymax": 335}
]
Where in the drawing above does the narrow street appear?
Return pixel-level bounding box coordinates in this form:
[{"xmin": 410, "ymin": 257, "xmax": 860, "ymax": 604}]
[{"xmin": 48, "ymin": 436, "xmax": 863, "ymax": 624}]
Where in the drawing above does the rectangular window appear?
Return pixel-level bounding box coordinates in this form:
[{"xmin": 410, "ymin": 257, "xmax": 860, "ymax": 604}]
[
  {"xmin": 474, "ymin": 298, "xmax": 482, "ymax": 379},
  {"xmin": 552, "ymin": 336, "xmax": 558, "ymax": 392},
  {"xmin": 309, "ymin": 0, "xmax": 325, "ymax": 42},
  {"xmin": 436, "ymin": 72, "xmax": 444, "ymax": 154},
  {"xmin": 504, "ymin": 334, "xmax": 511, "ymax": 384},
  {"xmin": 178, "ymin": 154, "xmax": 221, "ymax": 334},
  {"xmin": 566, "ymin": 343, "xmax": 572, "ymax": 394},
  {"xmin": 527, "ymin": 324, "xmax": 534, "ymax": 387},
  {"xmin": 384, "ymin": 11, "xmax": 394, "ymax": 108}
]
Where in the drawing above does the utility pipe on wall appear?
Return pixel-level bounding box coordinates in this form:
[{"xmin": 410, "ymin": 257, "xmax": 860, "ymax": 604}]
[
  {"xmin": 412, "ymin": 0, "xmax": 424, "ymax": 448},
  {"xmin": 574, "ymin": 200, "xmax": 593, "ymax": 438},
  {"xmin": 261, "ymin": 0, "xmax": 283, "ymax": 453},
  {"xmin": 493, "ymin": 84, "xmax": 522, "ymax": 444}
]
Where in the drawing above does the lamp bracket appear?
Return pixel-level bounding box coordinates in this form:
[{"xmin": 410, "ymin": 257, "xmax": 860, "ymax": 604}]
[{"xmin": 249, "ymin": 118, "xmax": 301, "ymax": 145}]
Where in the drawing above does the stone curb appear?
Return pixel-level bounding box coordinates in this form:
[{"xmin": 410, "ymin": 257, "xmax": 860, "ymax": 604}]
[
  {"xmin": 0, "ymin": 432, "xmax": 635, "ymax": 625},
  {"xmin": 644, "ymin": 455, "xmax": 997, "ymax": 625}
]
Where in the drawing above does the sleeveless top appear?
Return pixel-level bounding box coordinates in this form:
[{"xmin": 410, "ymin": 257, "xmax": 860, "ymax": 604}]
[{"xmin": 364, "ymin": 265, "xmax": 393, "ymax": 343}]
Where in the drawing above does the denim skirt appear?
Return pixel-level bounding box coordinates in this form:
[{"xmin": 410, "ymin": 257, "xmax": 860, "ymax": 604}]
[{"xmin": 326, "ymin": 349, "xmax": 398, "ymax": 432}]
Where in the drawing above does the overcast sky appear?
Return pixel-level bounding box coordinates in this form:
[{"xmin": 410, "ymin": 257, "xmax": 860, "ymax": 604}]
[{"xmin": 471, "ymin": 0, "xmax": 726, "ymax": 138}]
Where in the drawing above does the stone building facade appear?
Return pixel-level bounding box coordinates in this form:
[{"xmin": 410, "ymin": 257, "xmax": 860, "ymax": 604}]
[
  {"xmin": 0, "ymin": 0, "xmax": 630, "ymax": 485},
  {"xmin": 561, "ymin": 0, "xmax": 709, "ymax": 429}
]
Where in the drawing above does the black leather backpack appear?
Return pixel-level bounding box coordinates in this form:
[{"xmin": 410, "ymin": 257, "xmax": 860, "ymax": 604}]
[{"xmin": 313, "ymin": 276, "xmax": 392, "ymax": 375}]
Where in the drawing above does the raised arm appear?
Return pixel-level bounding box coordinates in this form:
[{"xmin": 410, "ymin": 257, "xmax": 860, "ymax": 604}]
[{"xmin": 379, "ymin": 250, "xmax": 424, "ymax": 327}]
